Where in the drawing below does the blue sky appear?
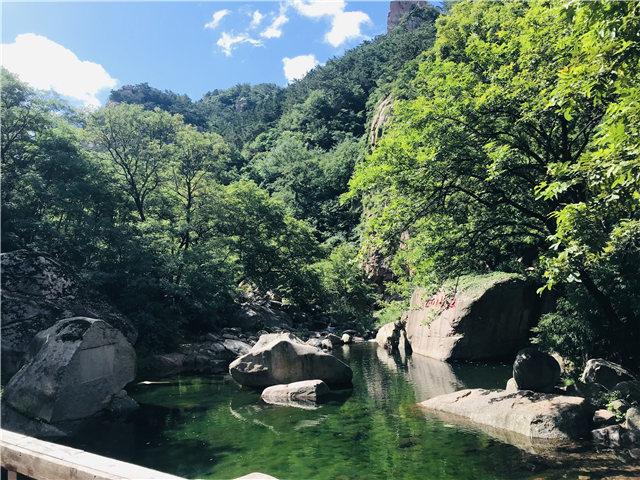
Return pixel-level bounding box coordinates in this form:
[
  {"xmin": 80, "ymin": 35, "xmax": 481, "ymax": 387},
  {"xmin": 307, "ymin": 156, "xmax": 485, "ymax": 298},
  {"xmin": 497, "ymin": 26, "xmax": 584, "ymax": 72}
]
[{"xmin": 2, "ymin": 1, "xmax": 391, "ymax": 106}]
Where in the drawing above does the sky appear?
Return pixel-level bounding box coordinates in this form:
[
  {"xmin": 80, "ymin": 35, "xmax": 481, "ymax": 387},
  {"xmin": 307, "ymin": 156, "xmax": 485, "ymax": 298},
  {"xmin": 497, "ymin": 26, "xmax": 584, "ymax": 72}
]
[{"xmin": 2, "ymin": 1, "xmax": 392, "ymax": 107}]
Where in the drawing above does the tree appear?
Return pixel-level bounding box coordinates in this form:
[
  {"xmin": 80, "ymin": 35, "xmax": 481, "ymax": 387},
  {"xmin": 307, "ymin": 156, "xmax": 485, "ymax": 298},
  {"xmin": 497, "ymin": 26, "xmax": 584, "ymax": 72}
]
[
  {"xmin": 88, "ymin": 103, "xmax": 182, "ymax": 221},
  {"xmin": 169, "ymin": 126, "xmax": 231, "ymax": 252},
  {"xmin": 348, "ymin": 0, "xmax": 640, "ymax": 365}
]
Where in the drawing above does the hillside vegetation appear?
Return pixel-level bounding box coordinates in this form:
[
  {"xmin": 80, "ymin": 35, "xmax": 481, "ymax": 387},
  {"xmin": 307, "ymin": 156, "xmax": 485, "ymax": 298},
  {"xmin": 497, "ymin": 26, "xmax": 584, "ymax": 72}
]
[{"xmin": 2, "ymin": 0, "xmax": 638, "ymax": 370}]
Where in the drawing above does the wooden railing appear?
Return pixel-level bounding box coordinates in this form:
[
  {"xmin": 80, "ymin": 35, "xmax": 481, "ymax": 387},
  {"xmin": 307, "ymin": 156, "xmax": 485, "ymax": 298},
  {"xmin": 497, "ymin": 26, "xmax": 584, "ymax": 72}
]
[
  {"xmin": 0, "ymin": 429, "xmax": 182, "ymax": 480},
  {"xmin": 0, "ymin": 429, "xmax": 275, "ymax": 480}
]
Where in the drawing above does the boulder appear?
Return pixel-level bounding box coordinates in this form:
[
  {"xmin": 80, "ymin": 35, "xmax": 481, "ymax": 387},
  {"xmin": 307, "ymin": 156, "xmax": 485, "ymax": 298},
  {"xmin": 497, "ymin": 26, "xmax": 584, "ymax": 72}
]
[
  {"xmin": 261, "ymin": 380, "xmax": 330, "ymax": 408},
  {"xmin": 106, "ymin": 390, "xmax": 139, "ymax": 416},
  {"xmin": 223, "ymin": 338, "xmax": 252, "ymax": 357},
  {"xmin": 593, "ymin": 409, "xmax": 617, "ymax": 427},
  {"xmin": 513, "ymin": 348, "xmax": 561, "ymax": 393},
  {"xmin": 1, "ymin": 250, "xmax": 137, "ymax": 378},
  {"xmin": 138, "ymin": 353, "xmax": 186, "ymax": 378},
  {"xmin": 320, "ymin": 339, "xmax": 333, "ymax": 350},
  {"xmin": 229, "ymin": 333, "xmax": 352, "ymax": 388},
  {"xmin": 580, "ymin": 359, "xmax": 636, "ymax": 390},
  {"xmin": 325, "ymin": 333, "xmax": 344, "ymax": 346},
  {"xmin": 0, "ymin": 402, "xmax": 68, "ymax": 438},
  {"xmin": 404, "ymin": 273, "xmax": 539, "ymax": 361},
  {"xmin": 505, "ymin": 377, "xmax": 519, "ymax": 393},
  {"xmin": 4, "ymin": 317, "xmax": 136, "ymax": 423},
  {"xmin": 375, "ymin": 320, "xmax": 406, "ymax": 352},
  {"xmin": 626, "ymin": 407, "xmax": 640, "ymax": 434},
  {"xmin": 592, "ymin": 425, "xmax": 627, "ymax": 448},
  {"xmin": 614, "ymin": 380, "xmax": 640, "ymax": 405},
  {"xmin": 420, "ymin": 388, "xmax": 592, "ymax": 440},
  {"xmin": 305, "ymin": 337, "xmax": 323, "ymax": 349},
  {"xmin": 341, "ymin": 333, "xmax": 352, "ymax": 344}
]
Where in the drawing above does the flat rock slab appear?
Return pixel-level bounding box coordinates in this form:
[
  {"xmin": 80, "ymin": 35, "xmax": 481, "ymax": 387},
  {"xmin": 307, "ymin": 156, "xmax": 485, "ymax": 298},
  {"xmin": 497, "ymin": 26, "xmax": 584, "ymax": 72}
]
[
  {"xmin": 261, "ymin": 380, "xmax": 329, "ymax": 409},
  {"xmin": 419, "ymin": 388, "xmax": 592, "ymax": 440}
]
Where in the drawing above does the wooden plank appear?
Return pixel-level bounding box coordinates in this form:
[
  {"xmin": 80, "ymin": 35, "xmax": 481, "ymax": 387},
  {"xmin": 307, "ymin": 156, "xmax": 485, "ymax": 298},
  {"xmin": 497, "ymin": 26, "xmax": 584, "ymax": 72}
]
[{"xmin": 0, "ymin": 429, "xmax": 183, "ymax": 480}]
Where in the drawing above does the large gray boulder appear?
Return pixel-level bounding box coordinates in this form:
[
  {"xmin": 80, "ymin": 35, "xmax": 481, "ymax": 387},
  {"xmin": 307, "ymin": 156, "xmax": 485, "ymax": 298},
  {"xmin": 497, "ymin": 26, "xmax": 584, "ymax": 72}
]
[
  {"xmin": 229, "ymin": 333, "xmax": 352, "ymax": 388},
  {"xmin": 513, "ymin": 348, "xmax": 561, "ymax": 393},
  {"xmin": 580, "ymin": 359, "xmax": 636, "ymax": 390},
  {"xmin": 4, "ymin": 317, "xmax": 136, "ymax": 423},
  {"xmin": 1, "ymin": 250, "xmax": 137, "ymax": 378},
  {"xmin": 405, "ymin": 273, "xmax": 539, "ymax": 361},
  {"xmin": 420, "ymin": 389, "xmax": 592, "ymax": 440}
]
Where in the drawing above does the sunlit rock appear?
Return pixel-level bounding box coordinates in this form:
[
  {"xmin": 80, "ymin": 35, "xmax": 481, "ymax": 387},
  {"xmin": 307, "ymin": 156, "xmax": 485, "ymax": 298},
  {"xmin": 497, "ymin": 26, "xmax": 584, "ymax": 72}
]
[
  {"xmin": 229, "ymin": 333, "xmax": 352, "ymax": 388},
  {"xmin": 405, "ymin": 273, "xmax": 539, "ymax": 361},
  {"xmin": 4, "ymin": 317, "xmax": 136, "ymax": 423}
]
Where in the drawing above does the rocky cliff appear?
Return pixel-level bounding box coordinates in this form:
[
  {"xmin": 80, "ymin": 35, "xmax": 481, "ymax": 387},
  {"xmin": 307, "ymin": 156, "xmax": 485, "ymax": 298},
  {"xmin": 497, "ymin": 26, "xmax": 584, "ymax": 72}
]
[{"xmin": 387, "ymin": 0, "xmax": 429, "ymax": 31}]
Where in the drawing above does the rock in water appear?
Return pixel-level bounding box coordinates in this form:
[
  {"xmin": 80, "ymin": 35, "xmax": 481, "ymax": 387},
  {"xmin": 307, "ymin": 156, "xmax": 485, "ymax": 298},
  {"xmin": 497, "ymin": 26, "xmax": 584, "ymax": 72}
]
[
  {"xmin": 261, "ymin": 380, "xmax": 330, "ymax": 408},
  {"xmin": 4, "ymin": 317, "xmax": 136, "ymax": 423},
  {"xmin": 229, "ymin": 333, "xmax": 352, "ymax": 388},
  {"xmin": 420, "ymin": 389, "xmax": 591, "ymax": 440},
  {"xmin": 375, "ymin": 320, "xmax": 406, "ymax": 352},
  {"xmin": 513, "ymin": 348, "xmax": 561, "ymax": 393},
  {"xmin": 325, "ymin": 333, "xmax": 344, "ymax": 346},
  {"xmin": 404, "ymin": 273, "xmax": 539, "ymax": 361},
  {"xmin": 1, "ymin": 250, "xmax": 137, "ymax": 378},
  {"xmin": 580, "ymin": 358, "xmax": 636, "ymax": 390}
]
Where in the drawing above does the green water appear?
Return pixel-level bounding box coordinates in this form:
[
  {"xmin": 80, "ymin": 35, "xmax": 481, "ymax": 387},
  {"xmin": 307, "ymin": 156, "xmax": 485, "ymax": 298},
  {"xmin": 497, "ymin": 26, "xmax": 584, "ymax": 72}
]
[{"xmin": 63, "ymin": 344, "xmax": 610, "ymax": 479}]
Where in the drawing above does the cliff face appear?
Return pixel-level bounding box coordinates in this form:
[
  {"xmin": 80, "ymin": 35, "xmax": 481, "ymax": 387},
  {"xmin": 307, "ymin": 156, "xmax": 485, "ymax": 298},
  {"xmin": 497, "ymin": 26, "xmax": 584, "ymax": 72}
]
[{"xmin": 387, "ymin": 0, "xmax": 428, "ymax": 31}]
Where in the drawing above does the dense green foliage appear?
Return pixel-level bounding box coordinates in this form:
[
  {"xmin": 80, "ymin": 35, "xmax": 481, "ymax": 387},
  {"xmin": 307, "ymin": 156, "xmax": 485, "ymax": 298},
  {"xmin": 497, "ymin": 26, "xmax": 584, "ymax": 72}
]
[
  {"xmin": 1, "ymin": 7, "xmax": 440, "ymax": 349},
  {"xmin": 348, "ymin": 0, "xmax": 639, "ymax": 368},
  {"xmin": 3, "ymin": 1, "xmax": 638, "ymax": 370}
]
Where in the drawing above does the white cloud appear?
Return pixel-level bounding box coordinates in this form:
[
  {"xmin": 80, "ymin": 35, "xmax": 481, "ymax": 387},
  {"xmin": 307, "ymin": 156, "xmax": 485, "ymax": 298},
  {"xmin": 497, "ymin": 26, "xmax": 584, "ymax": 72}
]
[
  {"xmin": 249, "ymin": 10, "xmax": 264, "ymax": 29},
  {"xmin": 216, "ymin": 32, "xmax": 262, "ymax": 57},
  {"xmin": 1, "ymin": 33, "xmax": 116, "ymax": 107},
  {"xmin": 292, "ymin": 0, "xmax": 345, "ymax": 18},
  {"xmin": 261, "ymin": 9, "xmax": 289, "ymax": 39},
  {"xmin": 205, "ymin": 9, "xmax": 230, "ymax": 30},
  {"xmin": 325, "ymin": 11, "xmax": 371, "ymax": 47},
  {"xmin": 291, "ymin": 0, "xmax": 370, "ymax": 47},
  {"xmin": 282, "ymin": 54, "xmax": 319, "ymax": 83}
]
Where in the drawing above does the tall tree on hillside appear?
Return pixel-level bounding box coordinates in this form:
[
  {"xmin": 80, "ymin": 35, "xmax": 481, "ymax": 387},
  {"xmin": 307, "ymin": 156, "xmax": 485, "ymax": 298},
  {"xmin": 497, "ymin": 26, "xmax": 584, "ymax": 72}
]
[
  {"xmin": 169, "ymin": 126, "xmax": 230, "ymax": 251},
  {"xmin": 348, "ymin": 0, "xmax": 640, "ymax": 363},
  {"xmin": 88, "ymin": 103, "xmax": 182, "ymax": 221}
]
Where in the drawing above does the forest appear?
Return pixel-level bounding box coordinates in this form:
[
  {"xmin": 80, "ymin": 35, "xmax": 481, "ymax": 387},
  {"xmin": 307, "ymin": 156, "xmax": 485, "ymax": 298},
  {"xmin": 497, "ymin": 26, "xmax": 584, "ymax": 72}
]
[{"xmin": 2, "ymin": 0, "xmax": 638, "ymax": 373}]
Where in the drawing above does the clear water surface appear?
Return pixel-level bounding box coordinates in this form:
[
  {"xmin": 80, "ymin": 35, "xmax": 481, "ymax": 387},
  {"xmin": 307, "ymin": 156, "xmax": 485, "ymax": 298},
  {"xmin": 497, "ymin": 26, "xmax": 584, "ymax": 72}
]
[{"xmin": 62, "ymin": 343, "xmax": 635, "ymax": 479}]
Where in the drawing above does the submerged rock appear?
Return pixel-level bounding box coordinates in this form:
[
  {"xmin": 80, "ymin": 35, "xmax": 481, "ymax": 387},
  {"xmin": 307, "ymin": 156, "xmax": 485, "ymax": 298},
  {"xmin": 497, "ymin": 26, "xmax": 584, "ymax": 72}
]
[
  {"xmin": 1, "ymin": 250, "xmax": 137, "ymax": 378},
  {"xmin": 580, "ymin": 359, "xmax": 636, "ymax": 390},
  {"xmin": 405, "ymin": 273, "xmax": 539, "ymax": 361},
  {"xmin": 420, "ymin": 388, "xmax": 592, "ymax": 440},
  {"xmin": 4, "ymin": 317, "xmax": 136, "ymax": 423},
  {"xmin": 513, "ymin": 348, "xmax": 561, "ymax": 393},
  {"xmin": 229, "ymin": 333, "xmax": 352, "ymax": 388},
  {"xmin": 261, "ymin": 380, "xmax": 330, "ymax": 408}
]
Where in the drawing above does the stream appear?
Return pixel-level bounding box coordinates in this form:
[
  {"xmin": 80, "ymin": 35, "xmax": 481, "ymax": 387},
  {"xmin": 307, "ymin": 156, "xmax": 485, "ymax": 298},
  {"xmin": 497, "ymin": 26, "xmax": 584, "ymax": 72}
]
[{"xmin": 62, "ymin": 343, "xmax": 636, "ymax": 479}]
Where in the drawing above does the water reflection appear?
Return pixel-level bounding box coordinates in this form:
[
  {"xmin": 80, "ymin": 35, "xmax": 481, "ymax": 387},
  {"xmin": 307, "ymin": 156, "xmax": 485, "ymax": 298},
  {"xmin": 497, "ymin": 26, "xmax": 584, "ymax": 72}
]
[{"xmin": 373, "ymin": 344, "xmax": 510, "ymax": 401}]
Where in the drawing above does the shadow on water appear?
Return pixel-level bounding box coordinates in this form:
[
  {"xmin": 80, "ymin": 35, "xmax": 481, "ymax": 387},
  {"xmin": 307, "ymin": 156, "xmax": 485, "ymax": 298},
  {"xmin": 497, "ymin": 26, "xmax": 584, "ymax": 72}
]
[{"xmin": 61, "ymin": 343, "xmax": 638, "ymax": 480}]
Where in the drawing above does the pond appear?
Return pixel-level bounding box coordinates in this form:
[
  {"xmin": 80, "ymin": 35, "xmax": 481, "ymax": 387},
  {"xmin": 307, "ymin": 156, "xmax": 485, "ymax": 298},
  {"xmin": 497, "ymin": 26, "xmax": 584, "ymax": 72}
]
[{"xmin": 63, "ymin": 343, "xmax": 630, "ymax": 479}]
